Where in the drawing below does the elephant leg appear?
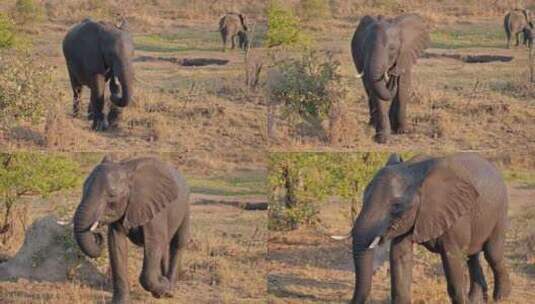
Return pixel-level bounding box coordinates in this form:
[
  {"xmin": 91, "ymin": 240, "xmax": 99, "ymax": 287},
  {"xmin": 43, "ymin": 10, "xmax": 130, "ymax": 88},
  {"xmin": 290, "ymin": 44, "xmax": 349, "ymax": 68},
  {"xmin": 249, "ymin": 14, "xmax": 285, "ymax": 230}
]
[
  {"xmin": 89, "ymin": 76, "xmax": 108, "ymax": 131},
  {"xmin": 390, "ymin": 75, "xmax": 409, "ymax": 134},
  {"xmin": 140, "ymin": 221, "xmax": 170, "ymax": 298},
  {"xmin": 390, "ymin": 235, "xmax": 413, "ymax": 304},
  {"xmin": 167, "ymin": 216, "xmax": 190, "ymax": 287},
  {"xmin": 374, "ymin": 99, "xmax": 391, "ymax": 144},
  {"xmin": 108, "ymin": 104, "xmax": 122, "ymax": 129},
  {"xmin": 231, "ymin": 34, "xmax": 236, "ymax": 49},
  {"xmin": 440, "ymin": 245, "xmax": 469, "ymax": 304},
  {"xmin": 68, "ymin": 70, "xmax": 83, "ymax": 117},
  {"xmin": 483, "ymin": 229, "xmax": 511, "ymax": 301},
  {"xmin": 221, "ymin": 32, "xmax": 227, "ymax": 52},
  {"xmin": 467, "ymin": 253, "xmax": 488, "ymax": 304},
  {"xmin": 108, "ymin": 223, "xmax": 130, "ymax": 304},
  {"xmin": 515, "ymin": 32, "xmax": 520, "ymax": 46}
]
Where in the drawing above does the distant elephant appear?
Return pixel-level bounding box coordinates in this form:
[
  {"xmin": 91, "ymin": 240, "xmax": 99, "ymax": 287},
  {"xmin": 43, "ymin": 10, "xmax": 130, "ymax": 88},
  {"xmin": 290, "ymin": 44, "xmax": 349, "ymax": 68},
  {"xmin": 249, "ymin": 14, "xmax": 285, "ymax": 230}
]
[
  {"xmin": 73, "ymin": 156, "xmax": 190, "ymax": 304},
  {"xmin": 219, "ymin": 12, "xmax": 248, "ymax": 51},
  {"xmin": 237, "ymin": 30, "xmax": 250, "ymax": 50},
  {"xmin": 351, "ymin": 14, "xmax": 430, "ymax": 143},
  {"xmin": 504, "ymin": 9, "xmax": 532, "ymax": 48},
  {"xmin": 63, "ymin": 19, "xmax": 135, "ymax": 131},
  {"xmin": 337, "ymin": 153, "xmax": 511, "ymax": 304}
]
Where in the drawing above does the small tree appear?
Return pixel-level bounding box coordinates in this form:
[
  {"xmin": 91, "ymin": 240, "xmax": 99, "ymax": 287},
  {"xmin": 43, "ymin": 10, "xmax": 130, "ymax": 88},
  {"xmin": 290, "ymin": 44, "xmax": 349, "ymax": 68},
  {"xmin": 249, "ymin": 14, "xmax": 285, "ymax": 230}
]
[
  {"xmin": 12, "ymin": 0, "xmax": 45, "ymax": 27},
  {"xmin": 0, "ymin": 154, "xmax": 81, "ymax": 247},
  {"xmin": 268, "ymin": 51, "xmax": 347, "ymax": 141},
  {"xmin": 266, "ymin": 0, "xmax": 311, "ymax": 48}
]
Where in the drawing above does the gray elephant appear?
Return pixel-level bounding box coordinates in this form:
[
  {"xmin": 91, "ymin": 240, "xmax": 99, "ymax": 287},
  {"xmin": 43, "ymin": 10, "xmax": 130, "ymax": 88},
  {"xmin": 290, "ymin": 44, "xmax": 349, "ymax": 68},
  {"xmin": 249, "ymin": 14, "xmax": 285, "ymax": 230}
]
[
  {"xmin": 351, "ymin": 14, "xmax": 430, "ymax": 143},
  {"xmin": 219, "ymin": 12, "xmax": 248, "ymax": 51},
  {"xmin": 504, "ymin": 9, "xmax": 532, "ymax": 48},
  {"xmin": 73, "ymin": 156, "xmax": 190, "ymax": 304},
  {"xmin": 63, "ymin": 19, "xmax": 135, "ymax": 131},
  {"xmin": 336, "ymin": 153, "xmax": 511, "ymax": 304}
]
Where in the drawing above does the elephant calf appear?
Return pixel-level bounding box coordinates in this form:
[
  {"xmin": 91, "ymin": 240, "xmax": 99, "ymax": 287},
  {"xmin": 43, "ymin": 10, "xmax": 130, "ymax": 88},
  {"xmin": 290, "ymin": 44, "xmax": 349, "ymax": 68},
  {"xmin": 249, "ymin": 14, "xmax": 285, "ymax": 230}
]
[
  {"xmin": 504, "ymin": 9, "xmax": 532, "ymax": 48},
  {"xmin": 73, "ymin": 157, "xmax": 190, "ymax": 304},
  {"xmin": 219, "ymin": 12, "xmax": 249, "ymax": 51},
  {"xmin": 351, "ymin": 14, "xmax": 430, "ymax": 143},
  {"xmin": 63, "ymin": 19, "xmax": 135, "ymax": 131},
  {"xmin": 337, "ymin": 153, "xmax": 511, "ymax": 304}
]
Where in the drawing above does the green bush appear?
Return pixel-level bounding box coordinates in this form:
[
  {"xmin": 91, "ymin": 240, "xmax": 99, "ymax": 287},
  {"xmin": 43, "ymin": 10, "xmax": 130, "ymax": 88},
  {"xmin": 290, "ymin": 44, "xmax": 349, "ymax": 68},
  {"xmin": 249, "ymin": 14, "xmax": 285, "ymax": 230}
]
[
  {"xmin": 0, "ymin": 53, "xmax": 57, "ymax": 126},
  {"xmin": 0, "ymin": 13, "xmax": 15, "ymax": 48},
  {"xmin": 269, "ymin": 51, "xmax": 347, "ymax": 138},
  {"xmin": 299, "ymin": 0, "xmax": 330, "ymax": 21},
  {"xmin": 266, "ymin": 0, "xmax": 311, "ymax": 48},
  {"xmin": 268, "ymin": 152, "xmax": 415, "ymax": 230},
  {"xmin": 12, "ymin": 0, "xmax": 45, "ymax": 26}
]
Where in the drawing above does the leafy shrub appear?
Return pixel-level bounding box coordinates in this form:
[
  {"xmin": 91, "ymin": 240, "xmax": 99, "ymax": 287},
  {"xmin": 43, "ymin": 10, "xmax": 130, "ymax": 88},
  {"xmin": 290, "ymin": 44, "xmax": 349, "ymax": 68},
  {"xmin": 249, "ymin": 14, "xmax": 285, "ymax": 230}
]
[
  {"xmin": 12, "ymin": 0, "xmax": 45, "ymax": 26},
  {"xmin": 298, "ymin": 0, "xmax": 330, "ymax": 21},
  {"xmin": 0, "ymin": 13, "xmax": 16, "ymax": 48},
  {"xmin": 266, "ymin": 0, "xmax": 311, "ymax": 48},
  {"xmin": 0, "ymin": 153, "xmax": 81, "ymax": 246},
  {"xmin": 268, "ymin": 152, "xmax": 395, "ymax": 230},
  {"xmin": 268, "ymin": 51, "xmax": 347, "ymax": 140},
  {"xmin": 0, "ymin": 52, "xmax": 58, "ymax": 127}
]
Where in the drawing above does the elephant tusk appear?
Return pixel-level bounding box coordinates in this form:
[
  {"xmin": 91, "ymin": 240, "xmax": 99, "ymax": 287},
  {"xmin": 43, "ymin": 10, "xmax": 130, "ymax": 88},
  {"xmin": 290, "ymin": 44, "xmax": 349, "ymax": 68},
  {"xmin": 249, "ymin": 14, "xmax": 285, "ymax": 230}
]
[
  {"xmin": 369, "ymin": 236, "xmax": 381, "ymax": 249},
  {"xmin": 330, "ymin": 233, "xmax": 351, "ymax": 240},
  {"xmin": 384, "ymin": 71, "xmax": 390, "ymax": 82},
  {"xmin": 114, "ymin": 76, "xmax": 120, "ymax": 84},
  {"xmin": 356, "ymin": 72, "xmax": 364, "ymax": 78},
  {"xmin": 90, "ymin": 221, "xmax": 99, "ymax": 232}
]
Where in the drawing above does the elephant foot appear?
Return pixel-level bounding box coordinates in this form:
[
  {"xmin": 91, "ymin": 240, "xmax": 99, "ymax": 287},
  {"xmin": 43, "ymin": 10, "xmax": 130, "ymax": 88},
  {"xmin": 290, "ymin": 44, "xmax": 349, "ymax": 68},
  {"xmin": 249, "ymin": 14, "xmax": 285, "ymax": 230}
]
[
  {"xmin": 92, "ymin": 116, "xmax": 109, "ymax": 132},
  {"xmin": 108, "ymin": 110, "xmax": 122, "ymax": 129},
  {"xmin": 468, "ymin": 289, "xmax": 487, "ymax": 304},
  {"xmin": 111, "ymin": 294, "xmax": 130, "ymax": 304},
  {"xmin": 374, "ymin": 133, "xmax": 388, "ymax": 144},
  {"xmin": 141, "ymin": 275, "xmax": 171, "ymax": 299},
  {"xmin": 493, "ymin": 275, "xmax": 512, "ymax": 301}
]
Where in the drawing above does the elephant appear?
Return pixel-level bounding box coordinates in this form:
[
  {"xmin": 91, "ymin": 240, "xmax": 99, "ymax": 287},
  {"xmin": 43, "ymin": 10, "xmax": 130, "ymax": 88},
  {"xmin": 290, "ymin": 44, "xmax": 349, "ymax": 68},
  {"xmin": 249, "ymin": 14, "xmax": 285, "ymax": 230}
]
[
  {"xmin": 335, "ymin": 153, "xmax": 511, "ymax": 304},
  {"xmin": 219, "ymin": 12, "xmax": 248, "ymax": 51},
  {"xmin": 237, "ymin": 30, "xmax": 250, "ymax": 51},
  {"xmin": 504, "ymin": 9, "xmax": 532, "ymax": 48},
  {"xmin": 63, "ymin": 19, "xmax": 135, "ymax": 131},
  {"xmin": 73, "ymin": 156, "xmax": 190, "ymax": 304},
  {"xmin": 351, "ymin": 14, "xmax": 430, "ymax": 143}
]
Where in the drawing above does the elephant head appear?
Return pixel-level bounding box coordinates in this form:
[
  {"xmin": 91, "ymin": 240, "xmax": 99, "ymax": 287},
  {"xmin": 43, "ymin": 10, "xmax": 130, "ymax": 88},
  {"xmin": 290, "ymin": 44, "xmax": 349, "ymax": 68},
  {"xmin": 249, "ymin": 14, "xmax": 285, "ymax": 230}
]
[
  {"xmin": 350, "ymin": 154, "xmax": 479, "ymax": 303},
  {"xmin": 105, "ymin": 21, "xmax": 134, "ymax": 108},
  {"xmin": 73, "ymin": 156, "xmax": 179, "ymax": 258},
  {"xmin": 352, "ymin": 14, "xmax": 429, "ymax": 101}
]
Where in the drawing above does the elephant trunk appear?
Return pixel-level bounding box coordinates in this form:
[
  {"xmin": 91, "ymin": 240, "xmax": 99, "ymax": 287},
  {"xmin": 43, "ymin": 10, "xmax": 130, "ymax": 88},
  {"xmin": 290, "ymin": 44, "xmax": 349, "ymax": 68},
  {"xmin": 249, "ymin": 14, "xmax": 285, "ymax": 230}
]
[
  {"xmin": 367, "ymin": 34, "xmax": 393, "ymax": 101},
  {"xmin": 110, "ymin": 56, "xmax": 134, "ymax": 108},
  {"xmin": 351, "ymin": 248, "xmax": 375, "ymax": 304},
  {"xmin": 73, "ymin": 198, "xmax": 104, "ymax": 258},
  {"xmin": 350, "ymin": 216, "xmax": 389, "ymax": 303}
]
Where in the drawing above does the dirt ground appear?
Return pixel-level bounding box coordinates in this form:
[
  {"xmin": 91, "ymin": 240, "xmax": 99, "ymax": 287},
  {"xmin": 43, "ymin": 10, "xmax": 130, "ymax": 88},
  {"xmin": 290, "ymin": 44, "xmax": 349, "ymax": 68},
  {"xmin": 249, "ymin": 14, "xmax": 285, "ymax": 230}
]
[{"xmin": 267, "ymin": 181, "xmax": 535, "ymax": 303}]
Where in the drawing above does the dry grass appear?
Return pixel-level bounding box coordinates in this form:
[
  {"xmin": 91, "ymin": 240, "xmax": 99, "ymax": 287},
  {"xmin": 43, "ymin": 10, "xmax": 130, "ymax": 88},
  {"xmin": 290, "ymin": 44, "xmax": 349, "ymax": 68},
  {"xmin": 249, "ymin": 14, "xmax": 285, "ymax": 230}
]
[{"xmin": 268, "ymin": 181, "xmax": 535, "ymax": 303}]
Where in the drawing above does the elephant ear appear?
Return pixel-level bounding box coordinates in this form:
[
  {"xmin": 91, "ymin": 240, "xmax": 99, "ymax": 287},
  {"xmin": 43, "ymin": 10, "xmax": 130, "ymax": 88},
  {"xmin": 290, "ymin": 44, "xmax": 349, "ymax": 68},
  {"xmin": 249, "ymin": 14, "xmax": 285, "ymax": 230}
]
[
  {"xmin": 123, "ymin": 159, "xmax": 178, "ymax": 229},
  {"xmin": 352, "ymin": 15, "xmax": 377, "ymax": 73},
  {"xmin": 413, "ymin": 164, "xmax": 478, "ymax": 243},
  {"xmin": 395, "ymin": 14, "xmax": 430, "ymax": 74}
]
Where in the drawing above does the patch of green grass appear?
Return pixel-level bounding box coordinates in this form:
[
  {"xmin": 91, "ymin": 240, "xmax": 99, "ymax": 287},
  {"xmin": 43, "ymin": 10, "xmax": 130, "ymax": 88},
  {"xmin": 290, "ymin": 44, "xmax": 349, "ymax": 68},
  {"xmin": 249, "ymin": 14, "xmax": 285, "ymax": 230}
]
[
  {"xmin": 431, "ymin": 24, "xmax": 504, "ymax": 49},
  {"xmin": 187, "ymin": 170, "xmax": 266, "ymax": 196},
  {"xmin": 134, "ymin": 30, "xmax": 222, "ymax": 53},
  {"xmin": 504, "ymin": 170, "xmax": 535, "ymax": 187}
]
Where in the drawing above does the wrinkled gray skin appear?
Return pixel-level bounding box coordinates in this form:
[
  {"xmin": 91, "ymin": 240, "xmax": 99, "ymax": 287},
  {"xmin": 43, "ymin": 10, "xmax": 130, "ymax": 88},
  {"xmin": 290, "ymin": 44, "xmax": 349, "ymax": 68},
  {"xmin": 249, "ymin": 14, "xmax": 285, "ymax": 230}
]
[
  {"xmin": 504, "ymin": 9, "xmax": 532, "ymax": 48},
  {"xmin": 73, "ymin": 157, "xmax": 190, "ymax": 304},
  {"xmin": 219, "ymin": 13, "xmax": 248, "ymax": 51},
  {"xmin": 350, "ymin": 153, "xmax": 511, "ymax": 304},
  {"xmin": 351, "ymin": 14, "xmax": 430, "ymax": 144},
  {"xmin": 63, "ymin": 19, "xmax": 135, "ymax": 131}
]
